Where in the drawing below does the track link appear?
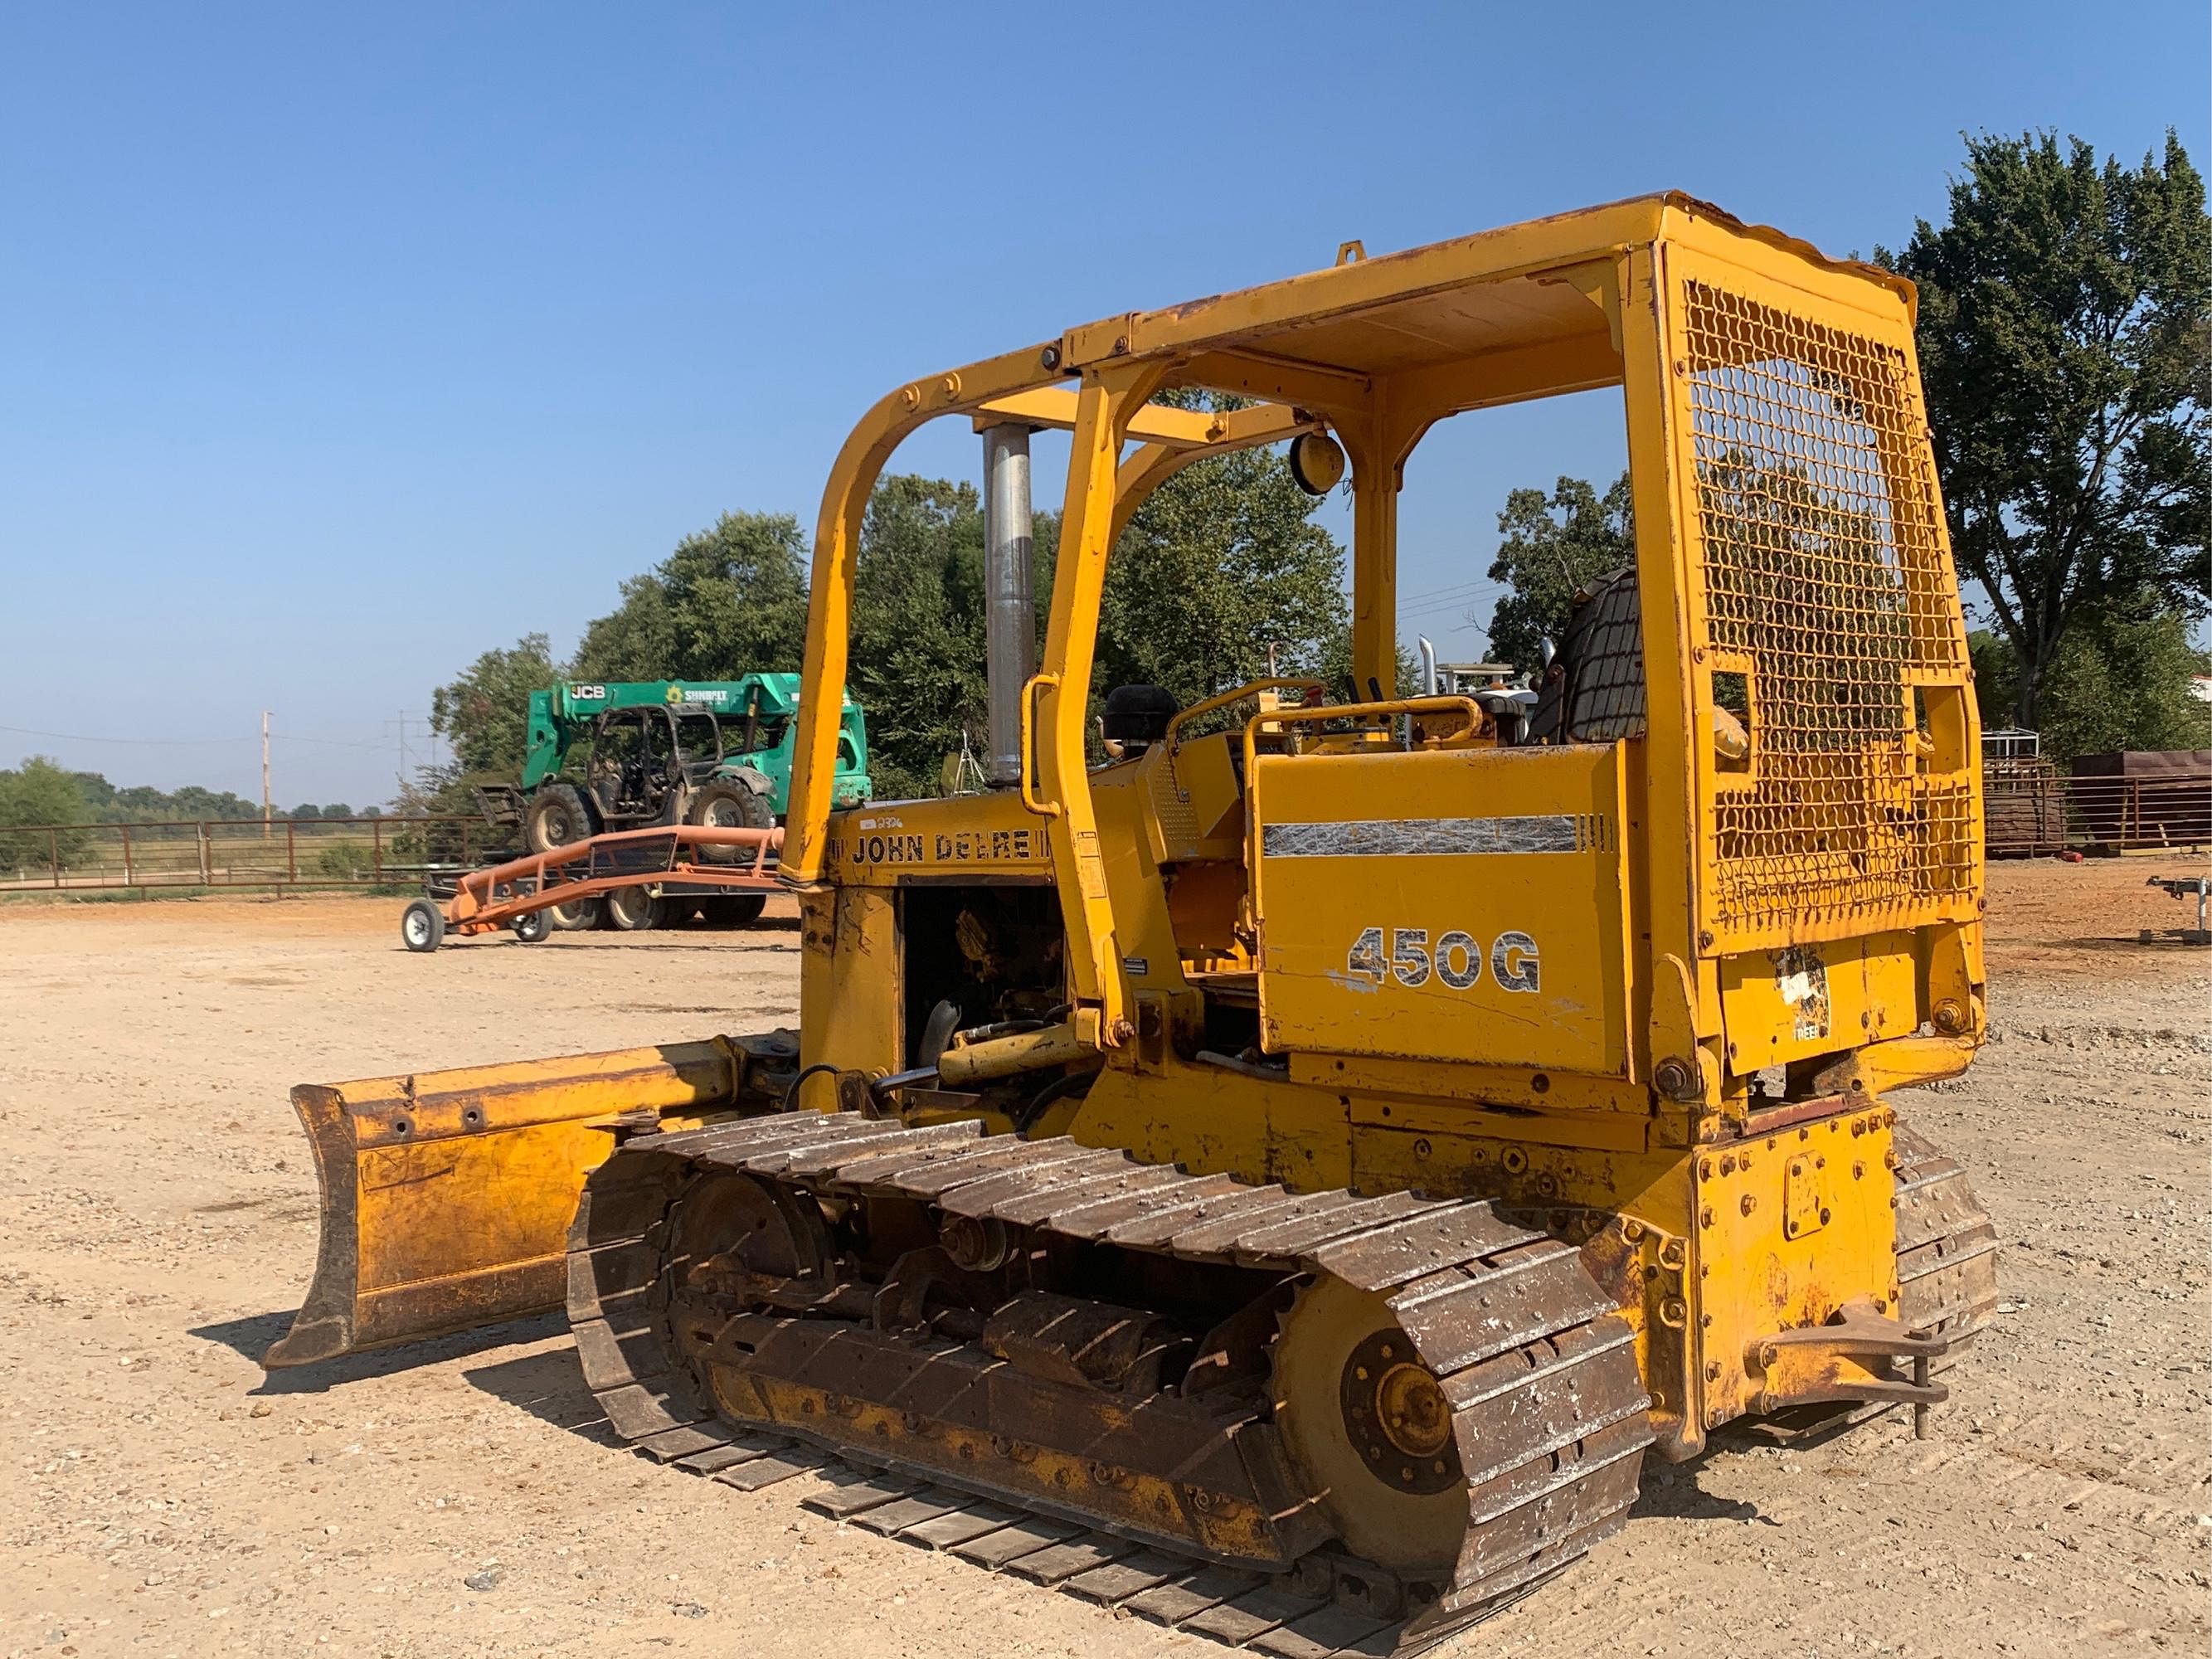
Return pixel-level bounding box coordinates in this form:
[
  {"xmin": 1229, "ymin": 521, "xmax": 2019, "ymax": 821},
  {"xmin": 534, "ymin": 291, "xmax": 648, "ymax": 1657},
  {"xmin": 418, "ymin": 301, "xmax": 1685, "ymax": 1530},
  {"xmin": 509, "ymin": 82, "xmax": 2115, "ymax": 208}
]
[{"xmin": 566, "ymin": 1112, "xmax": 1654, "ymax": 1657}]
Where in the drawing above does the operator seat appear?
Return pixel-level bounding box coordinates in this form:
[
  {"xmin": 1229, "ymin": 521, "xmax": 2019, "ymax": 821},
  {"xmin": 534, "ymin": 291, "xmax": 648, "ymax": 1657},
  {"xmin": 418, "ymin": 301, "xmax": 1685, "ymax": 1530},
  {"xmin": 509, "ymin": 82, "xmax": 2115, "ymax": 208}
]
[
  {"xmin": 1101, "ymin": 684, "xmax": 1179, "ymax": 760},
  {"xmin": 1528, "ymin": 568, "xmax": 1647, "ymax": 744}
]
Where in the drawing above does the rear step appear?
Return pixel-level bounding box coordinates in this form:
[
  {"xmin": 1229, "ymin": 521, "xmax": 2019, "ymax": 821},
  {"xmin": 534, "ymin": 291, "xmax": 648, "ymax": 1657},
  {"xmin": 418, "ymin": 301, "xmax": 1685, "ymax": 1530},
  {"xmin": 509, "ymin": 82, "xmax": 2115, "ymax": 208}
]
[{"xmin": 566, "ymin": 1111, "xmax": 1655, "ymax": 1657}]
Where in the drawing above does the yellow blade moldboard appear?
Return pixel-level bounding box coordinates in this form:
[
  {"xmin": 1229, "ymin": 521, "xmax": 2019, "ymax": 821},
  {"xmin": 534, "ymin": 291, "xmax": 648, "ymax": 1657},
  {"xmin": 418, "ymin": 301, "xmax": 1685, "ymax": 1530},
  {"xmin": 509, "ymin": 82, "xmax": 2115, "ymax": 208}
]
[{"xmin": 265, "ymin": 1039, "xmax": 754, "ymax": 1368}]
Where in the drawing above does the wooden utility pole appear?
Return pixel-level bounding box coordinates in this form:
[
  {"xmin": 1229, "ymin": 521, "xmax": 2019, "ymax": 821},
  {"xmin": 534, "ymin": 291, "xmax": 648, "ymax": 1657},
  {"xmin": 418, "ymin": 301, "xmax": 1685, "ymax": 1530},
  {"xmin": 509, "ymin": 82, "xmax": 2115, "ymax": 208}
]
[{"xmin": 261, "ymin": 711, "xmax": 273, "ymax": 838}]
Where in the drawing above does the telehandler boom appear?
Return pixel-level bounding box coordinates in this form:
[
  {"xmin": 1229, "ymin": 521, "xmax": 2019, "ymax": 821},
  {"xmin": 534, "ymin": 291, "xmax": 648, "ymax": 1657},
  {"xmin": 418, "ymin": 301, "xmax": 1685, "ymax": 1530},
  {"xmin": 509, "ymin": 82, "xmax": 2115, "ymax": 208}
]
[{"xmin": 272, "ymin": 194, "xmax": 1997, "ymax": 1655}]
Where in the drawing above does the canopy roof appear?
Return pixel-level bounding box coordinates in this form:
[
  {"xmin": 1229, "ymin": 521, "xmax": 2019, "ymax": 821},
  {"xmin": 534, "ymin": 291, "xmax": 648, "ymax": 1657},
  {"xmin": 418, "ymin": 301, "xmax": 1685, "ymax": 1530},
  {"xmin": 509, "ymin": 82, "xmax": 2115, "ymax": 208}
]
[{"xmin": 1052, "ymin": 192, "xmax": 1913, "ymax": 407}]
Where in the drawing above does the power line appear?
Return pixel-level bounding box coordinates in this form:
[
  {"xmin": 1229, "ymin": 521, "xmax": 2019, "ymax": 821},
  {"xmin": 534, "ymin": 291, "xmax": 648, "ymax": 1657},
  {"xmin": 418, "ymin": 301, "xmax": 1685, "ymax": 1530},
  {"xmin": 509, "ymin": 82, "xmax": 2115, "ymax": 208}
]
[
  {"xmin": 1393, "ymin": 577, "xmax": 1494, "ymax": 608},
  {"xmin": 1398, "ymin": 596, "xmax": 1498, "ymax": 625},
  {"xmin": 0, "ymin": 722, "xmax": 251, "ymax": 747},
  {"xmin": 0, "ymin": 722, "xmax": 392, "ymax": 751},
  {"xmin": 384, "ymin": 712, "xmax": 437, "ymax": 785},
  {"xmin": 273, "ymin": 732, "xmax": 391, "ymax": 751},
  {"xmin": 1400, "ymin": 590, "xmax": 1491, "ymax": 613}
]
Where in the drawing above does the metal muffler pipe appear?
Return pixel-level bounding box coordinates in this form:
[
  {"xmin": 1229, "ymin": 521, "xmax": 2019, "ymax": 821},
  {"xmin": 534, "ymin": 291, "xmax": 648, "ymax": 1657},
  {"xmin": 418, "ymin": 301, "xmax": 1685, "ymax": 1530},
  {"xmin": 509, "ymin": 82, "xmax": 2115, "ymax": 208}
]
[{"xmin": 983, "ymin": 423, "xmax": 1037, "ymax": 787}]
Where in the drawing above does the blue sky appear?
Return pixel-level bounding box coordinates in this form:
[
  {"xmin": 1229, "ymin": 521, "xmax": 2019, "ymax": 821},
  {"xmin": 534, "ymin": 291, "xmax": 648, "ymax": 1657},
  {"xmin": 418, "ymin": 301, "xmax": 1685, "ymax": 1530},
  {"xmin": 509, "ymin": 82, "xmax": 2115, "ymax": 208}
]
[{"xmin": 2, "ymin": 2, "xmax": 2204, "ymax": 806}]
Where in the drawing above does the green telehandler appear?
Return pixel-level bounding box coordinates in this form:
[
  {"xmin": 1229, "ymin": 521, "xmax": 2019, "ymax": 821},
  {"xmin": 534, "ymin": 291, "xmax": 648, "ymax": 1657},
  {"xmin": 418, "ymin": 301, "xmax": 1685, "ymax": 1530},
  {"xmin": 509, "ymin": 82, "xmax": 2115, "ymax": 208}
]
[{"xmin": 473, "ymin": 676, "xmax": 870, "ymax": 929}]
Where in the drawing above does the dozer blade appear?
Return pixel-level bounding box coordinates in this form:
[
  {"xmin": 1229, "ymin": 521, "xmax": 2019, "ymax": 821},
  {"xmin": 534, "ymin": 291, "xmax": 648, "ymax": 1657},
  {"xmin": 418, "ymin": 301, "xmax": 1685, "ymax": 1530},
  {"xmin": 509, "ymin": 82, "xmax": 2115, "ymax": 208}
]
[{"xmin": 266, "ymin": 1036, "xmax": 785, "ymax": 1368}]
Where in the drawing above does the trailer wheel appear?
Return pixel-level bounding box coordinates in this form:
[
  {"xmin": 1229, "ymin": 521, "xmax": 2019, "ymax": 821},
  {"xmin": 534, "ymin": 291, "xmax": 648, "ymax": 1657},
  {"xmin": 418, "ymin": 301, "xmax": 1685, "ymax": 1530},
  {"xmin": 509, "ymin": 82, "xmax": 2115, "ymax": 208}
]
[
  {"xmin": 705, "ymin": 893, "xmax": 769, "ymax": 928},
  {"xmin": 525, "ymin": 783, "xmax": 595, "ymax": 854},
  {"xmin": 401, "ymin": 899, "xmax": 445, "ymax": 953},
  {"xmin": 603, "ymin": 886, "xmax": 660, "ymax": 932},
  {"xmin": 512, "ymin": 909, "xmax": 551, "ymax": 943}
]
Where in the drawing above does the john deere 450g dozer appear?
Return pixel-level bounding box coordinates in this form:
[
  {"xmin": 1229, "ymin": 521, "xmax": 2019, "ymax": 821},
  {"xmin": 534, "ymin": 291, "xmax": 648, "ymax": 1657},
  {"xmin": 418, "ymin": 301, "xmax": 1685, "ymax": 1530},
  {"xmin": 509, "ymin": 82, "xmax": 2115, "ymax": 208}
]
[{"xmin": 271, "ymin": 196, "xmax": 1997, "ymax": 1654}]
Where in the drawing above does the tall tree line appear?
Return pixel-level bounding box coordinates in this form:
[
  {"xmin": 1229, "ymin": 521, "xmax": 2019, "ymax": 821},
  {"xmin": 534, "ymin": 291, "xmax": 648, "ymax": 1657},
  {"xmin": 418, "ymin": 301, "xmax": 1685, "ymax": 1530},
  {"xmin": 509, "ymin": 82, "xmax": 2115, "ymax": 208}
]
[
  {"xmin": 1881, "ymin": 130, "xmax": 2208, "ymax": 736},
  {"xmin": 428, "ymin": 395, "xmax": 1349, "ymax": 801},
  {"xmin": 1477, "ymin": 130, "xmax": 2208, "ymax": 764},
  {"xmin": 428, "ymin": 129, "xmax": 2206, "ymax": 795}
]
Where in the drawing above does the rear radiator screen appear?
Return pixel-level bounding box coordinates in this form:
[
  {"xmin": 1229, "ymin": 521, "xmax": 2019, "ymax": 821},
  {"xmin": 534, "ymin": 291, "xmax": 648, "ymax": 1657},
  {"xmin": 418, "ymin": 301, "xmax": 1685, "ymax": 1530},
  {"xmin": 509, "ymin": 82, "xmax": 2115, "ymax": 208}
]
[{"xmin": 1682, "ymin": 280, "xmax": 1973, "ymax": 943}]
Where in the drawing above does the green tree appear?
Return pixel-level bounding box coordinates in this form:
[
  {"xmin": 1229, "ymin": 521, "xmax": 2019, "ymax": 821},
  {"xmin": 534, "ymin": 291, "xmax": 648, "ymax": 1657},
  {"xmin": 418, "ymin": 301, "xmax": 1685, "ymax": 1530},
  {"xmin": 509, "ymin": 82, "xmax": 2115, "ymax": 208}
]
[
  {"xmin": 289, "ymin": 803, "xmax": 322, "ymax": 820},
  {"xmin": 1881, "ymin": 130, "xmax": 2210, "ymax": 727},
  {"xmin": 145, "ymin": 784, "xmax": 260, "ymax": 821},
  {"xmin": 574, "ymin": 511, "xmax": 809, "ymax": 681},
  {"xmin": 1969, "ymin": 592, "xmax": 2212, "ymax": 761},
  {"xmin": 429, "ymin": 633, "xmax": 566, "ymax": 779},
  {"xmin": 70, "ymin": 769, "xmax": 266, "ymax": 824},
  {"xmin": 0, "ymin": 757, "xmax": 90, "ymax": 870},
  {"xmin": 843, "ymin": 416, "xmax": 1344, "ymax": 795},
  {"xmin": 1480, "ymin": 473, "xmax": 1635, "ymax": 668},
  {"xmin": 70, "ymin": 770, "xmax": 118, "ymax": 818},
  {"xmin": 1097, "ymin": 397, "xmax": 1349, "ymax": 708},
  {"xmin": 847, "ymin": 476, "xmax": 996, "ymax": 799}
]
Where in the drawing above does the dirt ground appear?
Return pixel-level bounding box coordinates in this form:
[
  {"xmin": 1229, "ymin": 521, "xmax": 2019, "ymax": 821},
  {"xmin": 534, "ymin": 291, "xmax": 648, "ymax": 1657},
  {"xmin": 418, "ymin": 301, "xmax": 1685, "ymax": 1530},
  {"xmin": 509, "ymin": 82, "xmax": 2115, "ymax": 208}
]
[{"xmin": 2, "ymin": 859, "xmax": 2206, "ymax": 1659}]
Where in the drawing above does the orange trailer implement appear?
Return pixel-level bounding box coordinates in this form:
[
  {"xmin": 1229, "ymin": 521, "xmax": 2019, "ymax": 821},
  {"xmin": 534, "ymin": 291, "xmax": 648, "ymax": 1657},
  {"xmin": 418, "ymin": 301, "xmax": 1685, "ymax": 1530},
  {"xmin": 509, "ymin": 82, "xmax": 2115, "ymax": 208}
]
[{"xmin": 418, "ymin": 822, "xmax": 782, "ymax": 945}]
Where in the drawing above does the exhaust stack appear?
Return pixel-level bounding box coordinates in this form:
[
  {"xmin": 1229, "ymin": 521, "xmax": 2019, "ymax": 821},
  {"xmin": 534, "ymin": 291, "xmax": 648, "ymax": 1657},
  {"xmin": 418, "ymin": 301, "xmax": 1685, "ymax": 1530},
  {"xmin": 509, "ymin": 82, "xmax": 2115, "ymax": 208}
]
[{"xmin": 982, "ymin": 422, "xmax": 1038, "ymax": 788}]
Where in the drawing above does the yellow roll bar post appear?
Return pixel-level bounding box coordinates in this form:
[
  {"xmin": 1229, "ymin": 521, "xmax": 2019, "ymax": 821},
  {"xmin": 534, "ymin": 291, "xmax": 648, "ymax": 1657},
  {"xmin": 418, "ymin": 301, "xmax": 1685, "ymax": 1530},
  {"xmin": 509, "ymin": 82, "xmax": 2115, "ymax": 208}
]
[
  {"xmin": 784, "ymin": 345, "xmax": 1064, "ymax": 881},
  {"xmin": 1033, "ymin": 360, "xmax": 1170, "ymax": 1044},
  {"xmin": 780, "ymin": 357, "xmax": 1325, "ymax": 1052}
]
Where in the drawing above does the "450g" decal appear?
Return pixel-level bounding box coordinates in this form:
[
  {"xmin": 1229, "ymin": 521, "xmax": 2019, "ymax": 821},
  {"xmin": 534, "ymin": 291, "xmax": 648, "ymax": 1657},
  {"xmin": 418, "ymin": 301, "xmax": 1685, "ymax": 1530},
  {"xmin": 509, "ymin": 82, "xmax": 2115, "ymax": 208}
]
[{"xmin": 1347, "ymin": 927, "xmax": 1540, "ymax": 993}]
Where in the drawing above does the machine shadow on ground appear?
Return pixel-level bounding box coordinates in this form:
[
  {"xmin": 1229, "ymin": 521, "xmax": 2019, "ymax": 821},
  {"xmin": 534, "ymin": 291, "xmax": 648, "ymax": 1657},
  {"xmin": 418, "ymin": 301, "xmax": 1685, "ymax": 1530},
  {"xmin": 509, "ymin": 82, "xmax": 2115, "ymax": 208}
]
[
  {"xmin": 191, "ymin": 1308, "xmax": 569, "ymax": 1394},
  {"xmin": 461, "ymin": 1342, "xmax": 626, "ymax": 1438}
]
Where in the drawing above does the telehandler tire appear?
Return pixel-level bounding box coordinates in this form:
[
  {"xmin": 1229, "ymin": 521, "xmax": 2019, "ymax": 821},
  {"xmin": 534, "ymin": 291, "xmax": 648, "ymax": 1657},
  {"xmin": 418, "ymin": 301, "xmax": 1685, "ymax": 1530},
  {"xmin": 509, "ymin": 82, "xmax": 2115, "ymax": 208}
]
[
  {"xmin": 686, "ymin": 776, "xmax": 772, "ymax": 863},
  {"xmin": 399, "ymin": 898, "xmax": 445, "ymax": 953},
  {"xmin": 523, "ymin": 783, "xmax": 595, "ymax": 854}
]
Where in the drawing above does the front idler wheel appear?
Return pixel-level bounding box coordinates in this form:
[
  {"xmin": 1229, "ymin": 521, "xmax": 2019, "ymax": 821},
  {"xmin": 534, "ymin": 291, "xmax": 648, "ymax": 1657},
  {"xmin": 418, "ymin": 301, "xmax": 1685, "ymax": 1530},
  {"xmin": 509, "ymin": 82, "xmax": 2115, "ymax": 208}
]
[
  {"xmin": 666, "ymin": 1171, "xmax": 839, "ymax": 1379},
  {"xmin": 1271, "ymin": 1277, "xmax": 1466, "ymax": 1574}
]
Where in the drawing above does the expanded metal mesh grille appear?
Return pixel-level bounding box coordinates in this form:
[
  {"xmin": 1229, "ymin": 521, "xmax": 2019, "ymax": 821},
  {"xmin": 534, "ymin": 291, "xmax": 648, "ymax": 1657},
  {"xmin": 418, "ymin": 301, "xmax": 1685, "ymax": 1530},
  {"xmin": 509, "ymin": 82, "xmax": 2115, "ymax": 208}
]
[{"xmin": 1683, "ymin": 280, "xmax": 1972, "ymax": 939}]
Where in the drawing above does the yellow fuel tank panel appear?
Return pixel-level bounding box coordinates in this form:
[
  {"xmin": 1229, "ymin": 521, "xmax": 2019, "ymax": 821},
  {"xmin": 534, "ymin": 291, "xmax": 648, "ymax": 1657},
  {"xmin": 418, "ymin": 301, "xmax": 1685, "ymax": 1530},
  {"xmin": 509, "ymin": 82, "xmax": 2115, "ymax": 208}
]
[{"xmin": 1252, "ymin": 743, "xmax": 1632, "ymax": 1076}]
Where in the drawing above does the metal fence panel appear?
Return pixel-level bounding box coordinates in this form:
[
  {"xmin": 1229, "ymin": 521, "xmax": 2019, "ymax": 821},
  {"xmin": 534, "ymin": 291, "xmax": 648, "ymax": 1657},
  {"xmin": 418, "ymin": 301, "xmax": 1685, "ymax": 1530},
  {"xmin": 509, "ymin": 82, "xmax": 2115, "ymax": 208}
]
[
  {"xmin": 1983, "ymin": 771, "xmax": 2212, "ymax": 858},
  {"xmin": 0, "ymin": 817, "xmax": 506, "ymax": 893}
]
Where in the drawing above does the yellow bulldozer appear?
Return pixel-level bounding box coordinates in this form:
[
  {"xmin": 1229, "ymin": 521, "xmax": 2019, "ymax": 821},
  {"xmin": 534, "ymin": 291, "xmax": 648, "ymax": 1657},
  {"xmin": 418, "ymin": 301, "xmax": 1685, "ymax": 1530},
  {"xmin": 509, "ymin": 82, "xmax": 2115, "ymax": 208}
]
[{"xmin": 270, "ymin": 194, "xmax": 1999, "ymax": 1655}]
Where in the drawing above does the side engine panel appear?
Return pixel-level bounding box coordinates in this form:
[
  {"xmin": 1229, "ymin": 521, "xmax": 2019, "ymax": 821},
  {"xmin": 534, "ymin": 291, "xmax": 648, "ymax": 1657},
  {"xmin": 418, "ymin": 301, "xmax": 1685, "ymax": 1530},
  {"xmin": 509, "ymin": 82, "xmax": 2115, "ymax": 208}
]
[{"xmin": 1250, "ymin": 744, "xmax": 1633, "ymax": 1076}]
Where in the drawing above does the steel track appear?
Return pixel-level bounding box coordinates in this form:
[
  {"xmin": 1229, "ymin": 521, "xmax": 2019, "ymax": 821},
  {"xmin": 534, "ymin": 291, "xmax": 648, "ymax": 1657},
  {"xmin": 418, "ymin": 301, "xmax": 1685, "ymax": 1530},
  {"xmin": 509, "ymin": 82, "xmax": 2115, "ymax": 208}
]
[{"xmin": 565, "ymin": 1111, "xmax": 1655, "ymax": 1657}]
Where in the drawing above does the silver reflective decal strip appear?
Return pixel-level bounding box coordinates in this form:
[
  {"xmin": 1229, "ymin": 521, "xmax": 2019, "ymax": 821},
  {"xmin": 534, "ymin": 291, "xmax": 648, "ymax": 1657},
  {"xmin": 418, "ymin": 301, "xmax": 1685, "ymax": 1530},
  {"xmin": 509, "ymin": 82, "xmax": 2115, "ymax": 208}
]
[{"xmin": 1262, "ymin": 815, "xmax": 1594, "ymax": 858}]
